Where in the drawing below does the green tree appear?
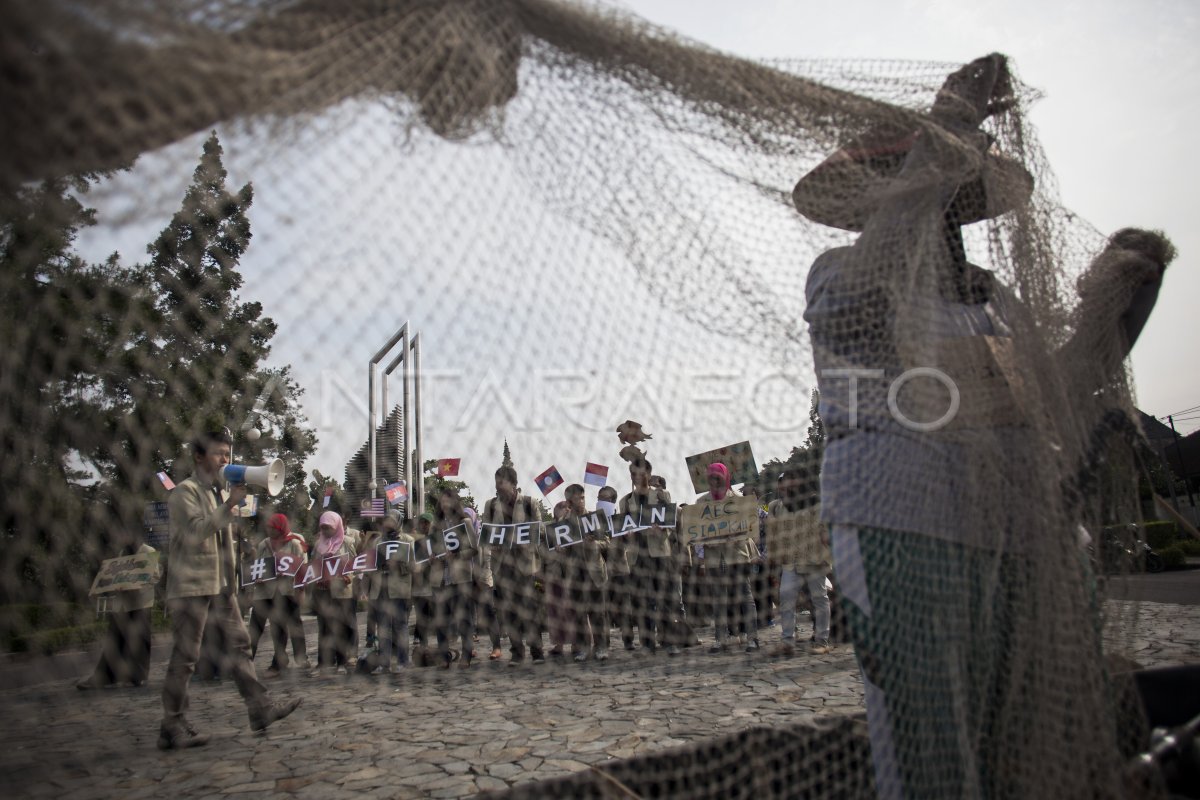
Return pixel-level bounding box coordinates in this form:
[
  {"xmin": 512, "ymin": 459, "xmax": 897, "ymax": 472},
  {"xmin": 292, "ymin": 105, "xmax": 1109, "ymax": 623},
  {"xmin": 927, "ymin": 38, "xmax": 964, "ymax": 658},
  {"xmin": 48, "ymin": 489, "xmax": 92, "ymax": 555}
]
[{"xmin": 0, "ymin": 173, "xmax": 145, "ymax": 602}]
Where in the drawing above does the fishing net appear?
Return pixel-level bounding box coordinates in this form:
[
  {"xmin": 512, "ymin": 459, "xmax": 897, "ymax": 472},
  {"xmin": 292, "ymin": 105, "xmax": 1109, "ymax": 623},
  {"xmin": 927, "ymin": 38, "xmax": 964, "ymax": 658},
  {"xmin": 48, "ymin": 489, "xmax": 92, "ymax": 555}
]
[{"xmin": 0, "ymin": 0, "xmax": 1188, "ymax": 797}]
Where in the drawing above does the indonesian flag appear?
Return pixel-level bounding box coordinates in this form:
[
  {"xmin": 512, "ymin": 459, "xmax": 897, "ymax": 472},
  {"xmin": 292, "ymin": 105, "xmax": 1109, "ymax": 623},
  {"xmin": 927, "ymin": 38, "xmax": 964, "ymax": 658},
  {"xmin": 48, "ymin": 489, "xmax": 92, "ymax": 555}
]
[
  {"xmin": 583, "ymin": 462, "xmax": 608, "ymax": 487},
  {"xmin": 437, "ymin": 458, "xmax": 461, "ymax": 477},
  {"xmin": 323, "ymin": 485, "xmax": 334, "ymax": 508},
  {"xmin": 534, "ymin": 465, "xmax": 564, "ymax": 496}
]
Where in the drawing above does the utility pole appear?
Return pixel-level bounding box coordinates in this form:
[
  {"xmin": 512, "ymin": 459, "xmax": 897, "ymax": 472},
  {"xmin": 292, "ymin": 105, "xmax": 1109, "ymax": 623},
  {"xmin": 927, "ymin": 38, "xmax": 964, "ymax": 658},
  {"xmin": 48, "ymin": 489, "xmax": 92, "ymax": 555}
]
[{"xmin": 1168, "ymin": 415, "xmax": 1197, "ymax": 511}]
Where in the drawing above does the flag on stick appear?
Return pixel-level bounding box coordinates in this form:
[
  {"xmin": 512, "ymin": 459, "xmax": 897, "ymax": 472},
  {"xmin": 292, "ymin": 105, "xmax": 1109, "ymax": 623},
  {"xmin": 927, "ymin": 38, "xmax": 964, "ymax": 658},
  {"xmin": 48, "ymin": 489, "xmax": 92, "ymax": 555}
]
[
  {"xmin": 323, "ymin": 485, "xmax": 334, "ymax": 508},
  {"xmin": 583, "ymin": 462, "xmax": 608, "ymax": 487},
  {"xmin": 437, "ymin": 458, "xmax": 461, "ymax": 477},
  {"xmin": 534, "ymin": 465, "xmax": 565, "ymax": 496},
  {"xmin": 385, "ymin": 481, "xmax": 408, "ymax": 504},
  {"xmin": 360, "ymin": 498, "xmax": 385, "ymax": 517},
  {"xmin": 156, "ymin": 471, "xmax": 176, "ymax": 491}
]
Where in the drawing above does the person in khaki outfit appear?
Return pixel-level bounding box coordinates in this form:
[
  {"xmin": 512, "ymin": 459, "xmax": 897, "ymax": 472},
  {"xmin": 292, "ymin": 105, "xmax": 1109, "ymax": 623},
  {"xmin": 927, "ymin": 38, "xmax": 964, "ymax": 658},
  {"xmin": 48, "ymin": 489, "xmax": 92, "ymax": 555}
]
[
  {"xmin": 597, "ymin": 485, "xmax": 636, "ymax": 650},
  {"xmin": 365, "ymin": 511, "xmax": 415, "ymax": 673},
  {"xmin": 409, "ymin": 513, "xmax": 435, "ymax": 665},
  {"xmin": 77, "ymin": 507, "xmax": 159, "ymax": 690},
  {"xmin": 697, "ymin": 462, "xmax": 761, "ymax": 653},
  {"xmin": 308, "ymin": 510, "xmax": 357, "ymax": 676},
  {"xmin": 564, "ymin": 484, "xmax": 609, "ymax": 661},
  {"xmin": 768, "ymin": 465, "xmax": 833, "ymax": 655},
  {"xmin": 431, "ymin": 487, "xmax": 482, "ymax": 667},
  {"xmin": 248, "ymin": 513, "xmax": 309, "ymax": 676},
  {"xmin": 158, "ymin": 429, "xmax": 300, "ymax": 750},
  {"xmin": 620, "ymin": 458, "xmax": 687, "ymax": 656},
  {"xmin": 482, "ymin": 465, "xmax": 546, "ymax": 664}
]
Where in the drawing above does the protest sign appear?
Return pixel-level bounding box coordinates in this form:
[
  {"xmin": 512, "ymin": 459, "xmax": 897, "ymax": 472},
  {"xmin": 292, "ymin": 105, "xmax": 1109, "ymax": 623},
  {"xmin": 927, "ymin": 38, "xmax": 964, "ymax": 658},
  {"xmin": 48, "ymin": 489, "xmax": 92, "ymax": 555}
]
[
  {"xmin": 291, "ymin": 550, "xmax": 377, "ymax": 589},
  {"xmin": 479, "ymin": 521, "xmax": 543, "ymax": 549},
  {"xmin": 89, "ymin": 552, "xmax": 160, "ymax": 596},
  {"xmin": 377, "ymin": 539, "xmax": 413, "ymax": 568},
  {"xmin": 684, "ymin": 441, "xmax": 759, "ymax": 493},
  {"xmin": 241, "ymin": 554, "xmax": 277, "ymax": 586},
  {"xmin": 678, "ymin": 495, "xmax": 760, "ymax": 544},
  {"xmin": 546, "ymin": 518, "xmax": 584, "ymax": 550}
]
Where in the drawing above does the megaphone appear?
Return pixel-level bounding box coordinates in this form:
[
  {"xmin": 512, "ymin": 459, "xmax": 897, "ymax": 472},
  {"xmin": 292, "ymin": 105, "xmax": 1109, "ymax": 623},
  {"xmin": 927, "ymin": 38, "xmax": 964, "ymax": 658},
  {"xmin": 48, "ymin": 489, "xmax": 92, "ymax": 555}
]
[{"xmin": 220, "ymin": 459, "xmax": 286, "ymax": 496}]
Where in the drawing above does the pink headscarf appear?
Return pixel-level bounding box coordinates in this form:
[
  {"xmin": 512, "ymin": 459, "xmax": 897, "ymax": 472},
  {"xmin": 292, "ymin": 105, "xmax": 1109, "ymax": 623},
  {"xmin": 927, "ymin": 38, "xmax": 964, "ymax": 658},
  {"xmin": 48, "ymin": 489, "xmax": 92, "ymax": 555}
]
[
  {"xmin": 707, "ymin": 462, "xmax": 731, "ymax": 500},
  {"xmin": 316, "ymin": 510, "xmax": 346, "ymax": 556}
]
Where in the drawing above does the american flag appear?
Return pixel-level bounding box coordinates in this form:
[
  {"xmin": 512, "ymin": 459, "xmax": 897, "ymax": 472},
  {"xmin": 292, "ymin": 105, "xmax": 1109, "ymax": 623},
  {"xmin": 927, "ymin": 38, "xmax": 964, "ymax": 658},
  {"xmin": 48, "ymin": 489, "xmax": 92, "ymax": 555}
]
[{"xmin": 360, "ymin": 498, "xmax": 386, "ymax": 517}]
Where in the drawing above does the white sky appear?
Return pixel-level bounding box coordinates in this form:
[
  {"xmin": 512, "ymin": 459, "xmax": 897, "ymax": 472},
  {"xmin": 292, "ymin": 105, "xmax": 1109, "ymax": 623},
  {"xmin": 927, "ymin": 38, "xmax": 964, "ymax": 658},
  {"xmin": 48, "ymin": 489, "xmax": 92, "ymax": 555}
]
[
  {"xmin": 73, "ymin": 0, "xmax": 1199, "ymax": 509},
  {"xmin": 621, "ymin": 0, "xmax": 1200, "ymax": 431}
]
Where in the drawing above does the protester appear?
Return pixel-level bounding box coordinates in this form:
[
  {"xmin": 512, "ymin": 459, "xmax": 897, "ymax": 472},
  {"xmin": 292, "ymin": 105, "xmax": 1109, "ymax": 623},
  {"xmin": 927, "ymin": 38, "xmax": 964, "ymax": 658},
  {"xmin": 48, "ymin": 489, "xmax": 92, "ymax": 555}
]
[
  {"xmin": 366, "ymin": 511, "xmax": 415, "ymax": 674},
  {"xmin": 158, "ymin": 429, "xmax": 300, "ymax": 749},
  {"xmin": 483, "ymin": 466, "xmax": 547, "ymax": 664},
  {"xmin": 432, "ymin": 487, "xmax": 481, "ymax": 668},
  {"xmin": 544, "ymin": 499, "xmax": 575, "ymax": 658},
  {"xmin": 767, "ymin": 466, "xmax": 831, "ymax": 656},
  {"xmin": 620, "ymin": 458, "xmax": 685, "ymax": 656},
  {"xmin": 308, "ymin": 510, "xmax": 356, "ymax": 677},
  {"xmin": 598, "ymin": 485, "xmax": 637, "ymax": 651},
  {"xmin": 464, "ymin": 505, "xmax": 504, "ymax": 661},
  {"xmin": 409, "ymin": 512, "xmax": 436, "ymax": 665},
  {"xmin": 77, "ymin": 507, "xmax": 158, "ymax": 690},
  {"xmin": 564, "ymin": 484, "xmax": 609, "ymax": 661},
  {"xmin": 696, "ymin": 463, "xmax": 760, "ymax": 653},
  {"xmin": 248, "ymin": 513, "xmax": 310, "ymax": 676}
]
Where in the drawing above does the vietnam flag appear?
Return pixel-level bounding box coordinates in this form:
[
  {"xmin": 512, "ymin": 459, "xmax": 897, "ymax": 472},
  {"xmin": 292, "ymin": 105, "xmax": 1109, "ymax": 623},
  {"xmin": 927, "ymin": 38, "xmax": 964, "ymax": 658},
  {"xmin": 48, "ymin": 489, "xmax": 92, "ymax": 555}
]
[
  {"xmin": 534, "ymin": 465, "xmax": 564, "ymax": 496},
  {"xmin": 437, "ymin": 458, "xmax": 461, "ymax": 477}
]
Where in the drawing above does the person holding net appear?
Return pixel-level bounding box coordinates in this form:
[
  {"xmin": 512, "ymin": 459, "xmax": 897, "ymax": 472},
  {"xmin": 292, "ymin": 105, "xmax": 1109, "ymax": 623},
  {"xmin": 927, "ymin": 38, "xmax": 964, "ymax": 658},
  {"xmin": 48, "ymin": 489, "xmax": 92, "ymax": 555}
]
[{"xmin": 795, "ymin": 54, "xmax": 1174, "ymax": 797}]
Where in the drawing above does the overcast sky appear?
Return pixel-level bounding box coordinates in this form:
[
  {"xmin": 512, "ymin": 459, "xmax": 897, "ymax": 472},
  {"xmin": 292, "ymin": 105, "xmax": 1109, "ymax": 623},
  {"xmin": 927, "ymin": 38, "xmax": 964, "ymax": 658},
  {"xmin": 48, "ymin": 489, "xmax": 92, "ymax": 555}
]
[{"xmin": 74, "ymin": 0, "xmax": 1199, "ymax": 509}]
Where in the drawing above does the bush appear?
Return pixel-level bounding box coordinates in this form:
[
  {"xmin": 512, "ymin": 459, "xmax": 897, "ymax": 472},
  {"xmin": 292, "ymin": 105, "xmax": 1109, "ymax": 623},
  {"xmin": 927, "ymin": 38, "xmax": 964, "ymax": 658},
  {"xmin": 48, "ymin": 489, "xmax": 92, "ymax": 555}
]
[
  {"xmin": 1142, "ymin": 521, "xmax": 1179, "ymax": 551},
  {"xmin": 1176, "ymin": 539, "xmax": 1200, "ymax": 557},
  {"xmin": 1159, "ymin": 546, "xmax": 1186, "ymax": 570},
  {"xmin": 7, "ymin": 620, "xmax": 108, "ymax": 655}
]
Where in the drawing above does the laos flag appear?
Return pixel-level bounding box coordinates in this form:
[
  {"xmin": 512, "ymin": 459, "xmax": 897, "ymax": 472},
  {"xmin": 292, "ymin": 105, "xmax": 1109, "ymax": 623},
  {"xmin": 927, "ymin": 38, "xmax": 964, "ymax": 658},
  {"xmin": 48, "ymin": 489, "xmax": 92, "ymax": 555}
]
[{"xmin": 534, "ymin": 465, "xmax": 564, "ymax": 496}]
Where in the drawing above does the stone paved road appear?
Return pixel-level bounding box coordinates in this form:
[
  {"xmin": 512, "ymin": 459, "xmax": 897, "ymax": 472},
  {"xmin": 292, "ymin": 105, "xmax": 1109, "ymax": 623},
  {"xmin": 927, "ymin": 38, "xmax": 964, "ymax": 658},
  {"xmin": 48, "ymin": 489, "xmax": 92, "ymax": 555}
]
[{"xmin": 1, "ymin": 601, "xmax": 1196, "ymax": 799}]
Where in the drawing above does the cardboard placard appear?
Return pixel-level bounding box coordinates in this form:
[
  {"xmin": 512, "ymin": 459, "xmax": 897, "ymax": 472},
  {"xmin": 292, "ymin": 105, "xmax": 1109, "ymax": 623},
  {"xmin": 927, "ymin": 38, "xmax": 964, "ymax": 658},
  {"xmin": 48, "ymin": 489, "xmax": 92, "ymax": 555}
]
[
  {"xmin": 685, "ymin": 441, "xmax": 759, "ymax": 493},
  {"xmin": 678, "ymin": 495, "xmax": 760, "ymax": 544},
  {"xmin": 89, "ymin": 552, "xmax": 160, "ymax": 596}
]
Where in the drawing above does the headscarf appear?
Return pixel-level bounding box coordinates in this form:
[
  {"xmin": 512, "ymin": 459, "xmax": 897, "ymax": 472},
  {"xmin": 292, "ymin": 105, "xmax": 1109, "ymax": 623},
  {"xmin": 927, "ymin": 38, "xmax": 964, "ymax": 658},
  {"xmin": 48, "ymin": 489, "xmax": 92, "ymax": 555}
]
[
  {"xmin": 707, "ymin": 462, "xmax": 731, "ymax": 500},
  {"xmin": 463, "ymin": 506, "xmax": 480, "ymax": 533},
  {"xmin": 316, "ymin": 510, "xmax": 346, "ymax": 556}
]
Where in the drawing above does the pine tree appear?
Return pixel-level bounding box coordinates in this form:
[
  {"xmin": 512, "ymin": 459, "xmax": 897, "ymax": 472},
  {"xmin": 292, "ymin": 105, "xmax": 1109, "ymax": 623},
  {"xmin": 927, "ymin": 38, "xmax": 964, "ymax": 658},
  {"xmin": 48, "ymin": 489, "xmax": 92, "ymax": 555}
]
[{"xmin": 142, "ymin": 132, "xmax": 275, "ymax": 452}]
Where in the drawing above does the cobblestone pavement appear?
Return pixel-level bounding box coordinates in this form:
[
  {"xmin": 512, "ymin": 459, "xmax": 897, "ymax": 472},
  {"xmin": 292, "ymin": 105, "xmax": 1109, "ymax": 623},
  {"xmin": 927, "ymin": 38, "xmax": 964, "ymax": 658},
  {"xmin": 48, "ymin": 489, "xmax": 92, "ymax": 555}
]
[{"xmin": 1, "ymin": 600, "xmax": 1196, "ymax": 799}]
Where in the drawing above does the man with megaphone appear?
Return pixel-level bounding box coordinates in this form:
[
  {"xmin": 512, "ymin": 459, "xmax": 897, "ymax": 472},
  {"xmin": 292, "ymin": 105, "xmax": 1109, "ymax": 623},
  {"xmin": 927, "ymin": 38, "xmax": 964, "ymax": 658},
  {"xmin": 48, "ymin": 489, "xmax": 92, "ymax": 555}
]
[{"xmin": 157, "ymin": 428, "xmax": 301, "ymax": 750}]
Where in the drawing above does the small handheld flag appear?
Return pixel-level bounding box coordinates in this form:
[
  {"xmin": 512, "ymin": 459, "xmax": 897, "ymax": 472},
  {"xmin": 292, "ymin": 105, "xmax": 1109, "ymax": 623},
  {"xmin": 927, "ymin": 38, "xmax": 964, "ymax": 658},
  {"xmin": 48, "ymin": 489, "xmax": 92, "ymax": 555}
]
[
  {"xmin": 385, "ymin": 481, "xmax": 408, "ymax": 504},
  {"xmin": 323, "ymin": 485, "xmax": 334, "ymax": 508},
  {"xmin": 534, "ymin": 465, "xmax": 564, "ymax": 496},
  {"xmin": 583, "ymin": 462, "xmax": 608, "ymax": 487},
  {"xmin": 437, "ymin": 458, "xmax": 461, "ymax": 477},
  {"xmin": 360, "ymin": 498, "xmax": 386, "ymax": 517},
  {"xmin": 156, "ymin": 471, "xmax": 176, "ymax": 491}
]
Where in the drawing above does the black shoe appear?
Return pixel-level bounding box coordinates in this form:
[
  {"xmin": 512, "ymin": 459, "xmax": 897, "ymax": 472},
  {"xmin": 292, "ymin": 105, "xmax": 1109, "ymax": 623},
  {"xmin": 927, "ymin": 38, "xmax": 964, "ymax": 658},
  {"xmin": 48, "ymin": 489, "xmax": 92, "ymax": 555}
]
[
  {"xmin": 157, "ymin": 724, "xmax": 209, "ymax": 750},
  {"xmin": 249, "ymin": 698, "xmax": 302, "ymax": 732}
]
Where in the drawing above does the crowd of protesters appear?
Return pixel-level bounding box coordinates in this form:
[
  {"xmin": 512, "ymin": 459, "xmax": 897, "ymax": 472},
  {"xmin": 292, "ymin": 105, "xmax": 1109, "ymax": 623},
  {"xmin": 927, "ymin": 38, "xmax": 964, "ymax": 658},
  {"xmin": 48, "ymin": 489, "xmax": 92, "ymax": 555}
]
[{"xmin": 223, "ymin": 459, "xmax": 840, "ymax": 676}]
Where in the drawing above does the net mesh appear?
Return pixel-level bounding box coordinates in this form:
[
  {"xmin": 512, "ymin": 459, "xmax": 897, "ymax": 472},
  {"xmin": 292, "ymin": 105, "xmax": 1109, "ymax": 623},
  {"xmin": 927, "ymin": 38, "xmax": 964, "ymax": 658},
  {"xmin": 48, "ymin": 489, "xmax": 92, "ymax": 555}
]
[{"xmin": 0, "ymin": 1, "xmax": 1190, "ymax": 798}]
